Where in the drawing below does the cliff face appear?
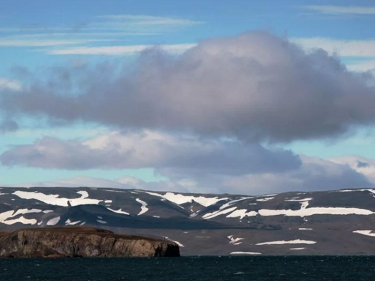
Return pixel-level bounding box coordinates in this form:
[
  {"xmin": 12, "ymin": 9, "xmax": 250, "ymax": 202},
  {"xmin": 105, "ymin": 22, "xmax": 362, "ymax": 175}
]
[{"xmin": 0, "ymin": 226, "xmax": 180, "ymax": 258}]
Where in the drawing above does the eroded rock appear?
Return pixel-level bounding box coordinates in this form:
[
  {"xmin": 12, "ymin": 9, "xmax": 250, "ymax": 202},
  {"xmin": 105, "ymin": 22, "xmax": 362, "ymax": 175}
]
[{"xmin": 0, "ymin": 226, "xmax": 180, "ymax": 258}]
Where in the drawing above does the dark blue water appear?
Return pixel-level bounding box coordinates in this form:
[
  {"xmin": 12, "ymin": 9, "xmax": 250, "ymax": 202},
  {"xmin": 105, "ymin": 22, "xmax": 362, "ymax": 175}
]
[{"xmin": 1, "ymin": 256, "xmax": 375, "ymax": 281}]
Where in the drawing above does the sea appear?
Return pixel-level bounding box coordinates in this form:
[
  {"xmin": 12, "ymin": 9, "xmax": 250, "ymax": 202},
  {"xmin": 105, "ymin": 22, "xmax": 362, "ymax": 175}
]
[{"xmin": 1, "ymin": 256, "xmax": 375, "ymax": 281}]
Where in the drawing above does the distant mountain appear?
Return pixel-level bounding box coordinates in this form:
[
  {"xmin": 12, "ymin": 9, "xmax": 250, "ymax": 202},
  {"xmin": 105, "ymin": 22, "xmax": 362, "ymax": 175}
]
[{"xmin": 1, "ymin": 186, "xmax": 375, "ymax": 255}]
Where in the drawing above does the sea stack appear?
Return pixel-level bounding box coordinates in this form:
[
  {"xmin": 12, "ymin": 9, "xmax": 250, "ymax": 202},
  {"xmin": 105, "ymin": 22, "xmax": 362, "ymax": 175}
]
[{"xmin": 0, "ymin": 226, "xmax": 180, "ymax": 258}]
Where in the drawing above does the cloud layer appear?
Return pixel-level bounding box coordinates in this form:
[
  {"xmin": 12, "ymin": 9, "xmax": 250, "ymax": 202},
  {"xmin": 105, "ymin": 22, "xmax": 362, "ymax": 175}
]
[
  {"xmin": 0, "ymin": 130, "xmax": 300, "ymax": 174},
  {"xmin": 1, "ymin": 130, "xmax": 373, "ymax": 195},
  {"xmin": 1, "ymin": 31, "xmax": 375, "ymax": 142}
]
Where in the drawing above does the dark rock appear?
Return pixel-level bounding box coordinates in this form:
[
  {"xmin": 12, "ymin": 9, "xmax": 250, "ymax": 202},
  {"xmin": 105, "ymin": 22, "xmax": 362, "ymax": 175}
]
[{"xmin": 0, "ymin": 226, "xmax": 180, "ymax": 258}]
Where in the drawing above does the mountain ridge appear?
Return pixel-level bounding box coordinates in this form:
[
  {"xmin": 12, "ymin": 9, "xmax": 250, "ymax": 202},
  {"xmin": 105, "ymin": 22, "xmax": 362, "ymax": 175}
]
[{"xmin": 1, "ymin": 186, "xmax": 375, "ymax": 255}]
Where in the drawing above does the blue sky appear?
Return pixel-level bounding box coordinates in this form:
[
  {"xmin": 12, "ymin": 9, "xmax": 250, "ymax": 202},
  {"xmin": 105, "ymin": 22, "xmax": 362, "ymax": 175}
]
[{"xmin": 1, "ymin": 0, "xmax": 375, "ymax": 195}]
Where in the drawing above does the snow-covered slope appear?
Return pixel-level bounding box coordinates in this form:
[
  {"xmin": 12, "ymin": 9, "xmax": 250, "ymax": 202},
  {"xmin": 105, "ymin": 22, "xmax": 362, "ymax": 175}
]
[{"xmin": 1, "ymin": 186, "xmax": 375, "ymax": 255}]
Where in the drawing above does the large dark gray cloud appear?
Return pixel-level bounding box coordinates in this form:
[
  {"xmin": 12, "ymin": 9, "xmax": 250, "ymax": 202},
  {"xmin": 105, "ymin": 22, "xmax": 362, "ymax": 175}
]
[{"xmin": 1, "ymin": 31, "xmax": 375, "ymax": 142}]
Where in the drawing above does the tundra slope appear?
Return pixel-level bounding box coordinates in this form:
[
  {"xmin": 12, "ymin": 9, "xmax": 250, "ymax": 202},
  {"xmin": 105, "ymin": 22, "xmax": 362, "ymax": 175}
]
[{"xmin": 1, "ymin": 187, "xmax": 375, "ymax": 255}]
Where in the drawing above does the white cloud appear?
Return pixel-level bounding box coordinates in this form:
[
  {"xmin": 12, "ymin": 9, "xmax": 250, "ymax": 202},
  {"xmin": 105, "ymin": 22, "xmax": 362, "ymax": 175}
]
[
  {"xmin": 329, "ymin": 155, "xmax": 375, "ymax": 184},
  {"xmin": 292, "ymin": 37, "xmax": 375, "ymax": 58},
  {"xmin": 292, "ymin": 37, "xmax": 375, "ymax": 73},
  {"xmin": 0, "ymin": 78, "xmax": 22, "ymax": 91},
  {"xmin": 49, "ymin": 43, "xmax": 196, "ymax": 55},
  {"xmin": 303, "ymin": 5, "xmax": 375, "ymax": 15}
]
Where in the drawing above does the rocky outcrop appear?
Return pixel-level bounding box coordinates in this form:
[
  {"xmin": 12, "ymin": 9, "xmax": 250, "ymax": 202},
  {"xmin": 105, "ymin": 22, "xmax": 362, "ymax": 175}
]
[{"xmin": 0, "ymin": 226, "xmax": 180, "ymax": 258}]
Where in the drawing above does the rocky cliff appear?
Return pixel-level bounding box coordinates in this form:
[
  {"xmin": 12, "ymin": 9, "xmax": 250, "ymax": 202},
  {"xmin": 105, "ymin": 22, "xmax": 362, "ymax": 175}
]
[{"xmin": 0, "ymin": 226, "xmax": 180, "ymax": 258}]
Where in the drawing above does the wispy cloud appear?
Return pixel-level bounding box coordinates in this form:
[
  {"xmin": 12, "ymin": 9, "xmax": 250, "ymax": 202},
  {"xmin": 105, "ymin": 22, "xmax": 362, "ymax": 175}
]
[
  {"xmin": 48, "ymin": 43, "xmax": 196, "ymax": 55},
  {"xmin": 97, "ymin": 15, "xmax": 204, "ymax": 27},
  {"xmin": 0, "ymin": 38, "xmax": 102, "ymax": 47},
  {"xmin": 0, "ymin": 14, "xmax": 202, "ymax": 52},
  {"xmin": 303, "ymin": 5, "xmax": 375, "ymax": 15},
  {"xmin": 0, "ymin": 32, "xmax": 117, "ymax": 47},
  {"xmin": 90, "ymin": 14, "xmax": 204, "ymax": 34},
  {"xmin": 0, "ymin": 31, "xmax": 157, "ymax": 47}
]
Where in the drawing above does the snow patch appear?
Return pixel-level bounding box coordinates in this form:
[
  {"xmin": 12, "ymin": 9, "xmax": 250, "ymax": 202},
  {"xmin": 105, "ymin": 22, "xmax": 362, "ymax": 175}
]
[
  {"xmin": 14, "ymin": 209, "xmax": 42, "ymax": 216},
  {"xmin": 0, "ymin": 209, "xmax": 42, "ymax": 225},
  {"xmin": 230, "ymin": 252, "xmax": 261, "ymax": 255},
  {"xmin": 203, "ymin": 207, "xmax": 237, "ymax": 219},
  {"xmin": 256, "ymin": 239, "xmax": 316, "ymax": 245},
  {"xmin": 3, "ymin": 216, "xmax": 37, "ymax": 225},
  {"xmin": 47, "ymin": 216, "xmax": 60, "ymax": 226},
  {"xmin": 256, "ymin": 197, "xmax": 274, "ymax": 202},
  {"xmin": 219, "ymin": 197, "xmax": 252, "ymax": 210},
  {"xmin": 65, "ymin": 219, "xmax": 81, "ymax": 226},
  {"xmin": 353, "ymin": 230, "xmax": 375, "ymax": 237},
  {"xmin": 164, "ymin": 237, "xmax": 184, "ymax": 247},
  {"xmin": 204, "ymin": 197, "xmax": 372, "ymax": 219},
  {"xmin": 108, "ymin": 208, "xmax": 129, "ymax": 215},
  {"xmin": 258, "ymin": 207, "xmax": 373, "ymax": 217},
  {"xmin": 285, "ymin": 198, "xmax": 313, "ymax": 202},
  {"xmin": 105, "ymin": 189, "xmax": 125, "ymax": 193},
  {"xmin": 226, "ymin": 209, "xmax": 258, "ymax": 220},
  {"xmin": 13, "ymin": 190, "xmax": 102, "ymax": 206},
  {"xmin": 190, "ymin": 211, "xmax": 200, "ymax": 218},
  {"xmin": 136, "ymin": 198, "xmax": 148, "ymax": 215},
  {"xmin": 227, "ymin": 235, "xmax": 244, "ymax": 245},
  {"xmin": 144, "ymin": 191, "xmax": 228, "ymax": 207}
]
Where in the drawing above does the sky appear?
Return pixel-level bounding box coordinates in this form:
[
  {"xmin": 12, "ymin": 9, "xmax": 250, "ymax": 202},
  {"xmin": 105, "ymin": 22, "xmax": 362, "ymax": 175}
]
[{"xmin": 1, "ymin": 0, "xmax": 375, "ymax": 195}]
